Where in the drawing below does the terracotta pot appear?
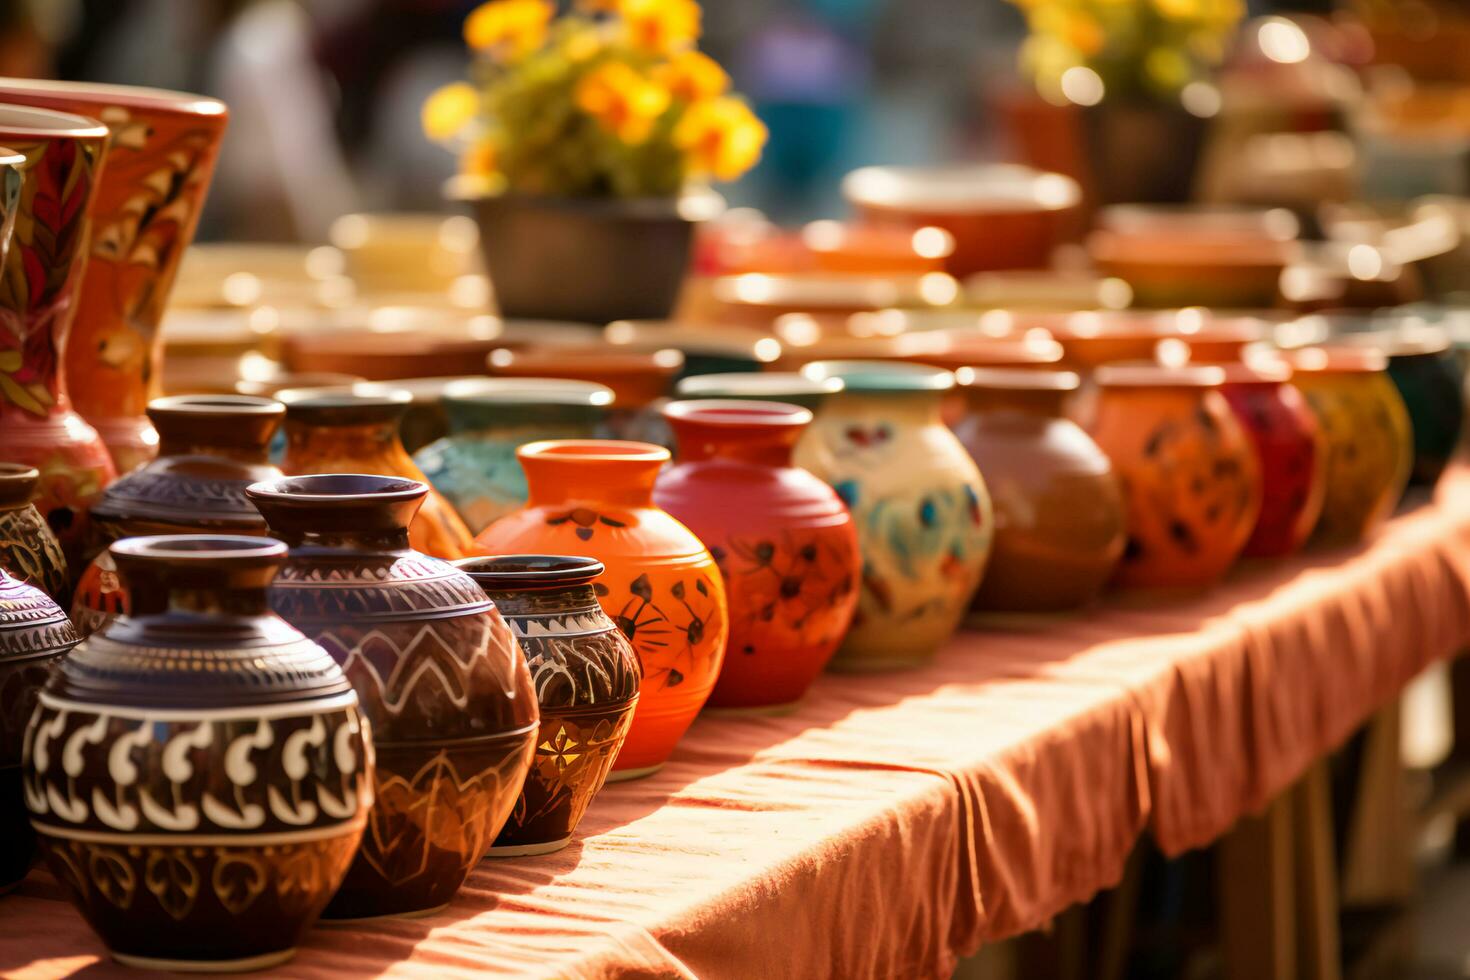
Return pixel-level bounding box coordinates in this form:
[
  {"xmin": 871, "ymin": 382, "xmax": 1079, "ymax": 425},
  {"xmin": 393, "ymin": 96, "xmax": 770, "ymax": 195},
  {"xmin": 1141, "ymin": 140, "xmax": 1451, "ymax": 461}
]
[
  {"xmin": 1080, "ymin": 100, "xmax": 1209, "ymax": 206},
  {"xmin": 0, "ymin": 106, "xmax": 116, "ymax": 566},
  {"xmin": 276, "ymin": 385, "xmax": 476, "ymax": 559},
  {"xmin": 794, "ymin": 361, "xmax": 992, "ymax": 669},
  {"xmin": 246, "ymin": 475, "xmax": 537, "ymax": 919},
  {"xmin": 24, "ymin": 536, "xmax": 370, "ymax": 971},
  {"xmin": 674, "ymin": 371, "xmax": 843, "ymax": 411},
  {"xmin": 72, "ymin": 395, "xmax": 285, "ymax": 636},
  {"xmin": 487, "ymin": 345, "xmax": 683, "ymax": 444},
  {"xmin": 1088, "ymin": 364, "xmax": 1262, "ymax": 590},
  {"xmin": 0, "ymin": 81, "xmax": 228, "ymax": 475},
  {"xmin": 0, "ymin": 464, "xmax": 69, "ymax": 605},
  {"xmin": 1285, "ymin": 348, "xmax": 1413, "ymax": 545},
  {"xmin": 1217, "ymin": 360, "xmax": 1328, "ymax": 559},
  {"xmin": 475, "ymin": 441, "xmax": 729, "ymax": 779},
  {"xmin": 0, "ymin": 568, "xmax": 79, "ymax": 892},
  {"xmin": 455, "ymin": 556, "xmax": 640, "ymax": 856},
  {"xmin": 655, "ymin": 400, "xmax": 861, "ymax": 710},
  {"xmin": 952, "ymin": 369, "xmax": 1125, "ymax": 614},
  {"xmin": 415, "ymin": 378, "xmax": 612, "ymax": 534}
]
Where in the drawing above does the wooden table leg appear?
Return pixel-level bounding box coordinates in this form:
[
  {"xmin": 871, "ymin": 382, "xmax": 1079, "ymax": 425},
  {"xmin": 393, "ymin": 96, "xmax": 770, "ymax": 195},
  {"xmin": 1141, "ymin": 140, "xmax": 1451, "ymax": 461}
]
[
  {"xmin": 1294, "ymin": 760, "xmax": 1342, "ymax": 980},
  {"xmin": 1219, "ymin": 788, "xmax": 1298, "ymax": 980}
]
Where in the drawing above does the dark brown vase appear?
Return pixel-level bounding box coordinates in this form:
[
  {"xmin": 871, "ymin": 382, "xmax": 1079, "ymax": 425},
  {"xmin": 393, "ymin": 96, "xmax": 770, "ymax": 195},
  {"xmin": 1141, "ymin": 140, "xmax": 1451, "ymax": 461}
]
[
  {"xmin": 23, "ymin": 536, "xmax": 371, "ymax": 972},
  {"xmin": 0, "ymin": 568, "xmax": 79, "ymax": 893},
  {"xmin": 456, "ymin": 556, "xmax": 640, "ymax": 857},
  {"xmin": 0, "ymin": 464, "xmax": 69, "ymax": 606},
  {"xmin": 246, "ymin": 474, "xmax": 538, "ymax": 920},
  {"xmin": 71, "ymin": 395, "xmax": 285, "ymax": 636}
]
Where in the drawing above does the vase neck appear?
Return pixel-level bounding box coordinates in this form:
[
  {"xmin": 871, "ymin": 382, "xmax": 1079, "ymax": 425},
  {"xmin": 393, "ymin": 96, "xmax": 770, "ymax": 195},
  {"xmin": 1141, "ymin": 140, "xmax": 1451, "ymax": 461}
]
[
  {"xmin": 520, "ymin": 442, "xmax": 667, "ymax": 508},
  {"xmin": 150, "ymin": 396, "xmax": 283, "ymax": 462},
  {"xmin": 284, "ymin": 420, "xmax": 404, "ymax": 464},
  {"xmin": 246, "ymin": 474, "xmax": 425, "ymax": 552},
  {"xmin": 111, "ymin": 537, "xmax": 283, "ymax": 618}
]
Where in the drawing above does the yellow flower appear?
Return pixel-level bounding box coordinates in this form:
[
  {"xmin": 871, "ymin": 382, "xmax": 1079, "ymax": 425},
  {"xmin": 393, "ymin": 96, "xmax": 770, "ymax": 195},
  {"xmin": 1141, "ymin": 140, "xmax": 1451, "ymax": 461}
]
[
  {"xmin": 621, "ymin": 0, "xmax": 701, "ymax": 54},
  {"xmin": 674, "ymin": 97, "xmax": 767, "ymax": 182},
  {"xmin": 464, "ymin": 0, "xmax": 553, "ymax": 57},
  {"xmin": 1152, "ymin": 0, "xmax": 1201, "ymax": 20},
  {"xmin": 421, "ymin": 82, "xmax": 480, "ymax": 142},
  {"xmin": 576, "ymin": 62, "xmax": 672, "ymax": 143},
  {"xmin": 654, "ymin": 50, "xmax": 729, "ymax": 103},
  {"xmin": 461, "ymin": 139, "xmax": 499, "ymax": 177}
]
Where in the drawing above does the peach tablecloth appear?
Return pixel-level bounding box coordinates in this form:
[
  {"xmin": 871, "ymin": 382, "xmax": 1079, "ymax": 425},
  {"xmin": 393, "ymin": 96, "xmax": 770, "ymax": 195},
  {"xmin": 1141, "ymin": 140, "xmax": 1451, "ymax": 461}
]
[{"xmin": 7, "ymin": 475, "xmax": 1470, "ymax": 980}]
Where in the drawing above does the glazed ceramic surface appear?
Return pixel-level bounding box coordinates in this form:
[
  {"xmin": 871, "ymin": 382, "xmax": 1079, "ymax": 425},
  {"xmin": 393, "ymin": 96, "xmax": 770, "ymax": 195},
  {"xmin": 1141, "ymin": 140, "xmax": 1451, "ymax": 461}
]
[
  {"xmin": 247, "ymin": 475, "xmax": 537, "ymax": 919},
  {"xmin": 0, "ymin": 81, "xmax": 228, "ymax": 474},
  {"xmin": 794, "ymin": 361, "xmax": 991, "ymax": 669},
  {"xmin": 24, "ymin": 536, "xmax": 369, "ymax": 971},
  {"xmin": 277, "ymin": 385, "xmax": 476, "ymax": 560},
  {"xmin": 414, "ymin": 378, "xmax": 612, "ymax": 534},
  {"xmin": 0, "ymin": 464, "xmax": 68, "ymax": 605},
  {"xmin": 952, "ymin": 369, "xmax": 1125, "ymax": 613},
  {"xmin": 1358, "ymin": 333, "xmax": 1464, "ymax": 489},
  {"xmin": 457, "ymin": 556, "xmax": 640, "ymax": 856},
  {"xmin": 72, "ymin": 395, "xmax": 284, "ymax": 636},
  {"xmin": 1088, "ymin": 364, "xmax": 1262, "ymax": 590},
  {"xmin": 475, "ymin": 441, "xmax": 729, "ymax": 779},
  {"xmin": 0, "ymin": 107, "xmax": 116, "ymax": 565},
  {"xmin": 0, "ymin": 569, "xmax": 78, "ymax": 893}
]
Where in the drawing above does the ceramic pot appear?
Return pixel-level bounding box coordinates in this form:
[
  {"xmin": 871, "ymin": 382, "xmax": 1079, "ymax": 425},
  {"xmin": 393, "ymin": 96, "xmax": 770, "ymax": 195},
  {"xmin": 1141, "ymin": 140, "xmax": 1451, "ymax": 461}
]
[
  {"xmin": 952, "ymin": 369, "xmax": 1125, "ymax": 615},
  {"xmin": 1344, "ymin": 330, "xmax": 1465, "ymax": 489},
  {"xmin": 72, "ymin": 395, "xmax": 284, "ymax": 636},
  {"xmin": 1050, "ymin": 311, "xmax": 1179, "ymax": 371},
  {"xmin": 487, "ymin": 346, "xmax": 683, "ymax": 444},
  {"xmin": 456, "ymin": 556, "xmax": 640, "ymax": 856},
  {"xmin": 23, "ymin": 536, "xmax": 370, "ymax": 971},
  {"xmin": 1217, "ymin": 360, "xmax": 1328, "ymax": 559},
  {"xmin": 0, "ymin": 568, "xmax": 79, "ymax": 892},
  {"xmin": 414, "ymin": 378, "xmax": 612, "ymax": 534},
  {"xmin": 674, "ymin": 371, "xmax": 843, "ymax": 411},
  {"xmin": 276, "ymin": 385, "xmax": 476, "ymax": 559},
  {"xmin": 1174, "ymin": 316, "xmax": 1272, "ymax": 363},
  {"xmin": 655, "ymin": 400, "xmax": 861, "ymax": 709},
  {"xmin": 0, "ymin": 80, "xmax": 228, "ymax": 475},
  {"xmin": 794, "ymin": 361, "xmax": 992, "ymax": 670},
  {"xmin": 246, "ymin": 475, "xmax": 537, "ymax": 920},
  {"xmin": 0, "ymin": 464, "xmax": 68, "ymax": 605},
  {"xmin": 475, "ymin": 441, "xmax": 729, "ymax": 779},
  {"xmin": 1088, "ymin": 364, "xmax": 1262, "ymax": 591},
  {"xmin": 1286, "ymin": 348, "xmax": 1413, "ymax": 545},
  {"xmin": 1081, "ymin": 99, "xmax": 1208, "ymax": 205},
  {"xmin": 0, "ymin": 106, "xmax": 116, "ymax": 566}
]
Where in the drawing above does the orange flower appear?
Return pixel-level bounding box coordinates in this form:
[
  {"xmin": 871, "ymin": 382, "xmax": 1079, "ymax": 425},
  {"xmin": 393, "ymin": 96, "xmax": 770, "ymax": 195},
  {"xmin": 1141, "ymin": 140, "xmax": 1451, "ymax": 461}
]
[
  {"xmin": 576, "ymin": 62, "xmax": 672, "ymax": 143},
  {"xmin": 653, "ymin": 50, "xmax": 729, "ymax": 103},
  {"xmin": 674, "ymin": 96, "xmax": 767, "ymax": 182},
  {"xmin": 621, "ymin": 0, "xmax": 701, "ymax": 54},
  {"xmin": 461, "ymin": 139, "xmax": 499, "ymax": 177},
  {"xmin": 421, "ymin": 82, "xmax": 480, "ymax": 142},
  {"xmin": 464, "ymin": 0, "xmax": 553, "ymax": 58}
]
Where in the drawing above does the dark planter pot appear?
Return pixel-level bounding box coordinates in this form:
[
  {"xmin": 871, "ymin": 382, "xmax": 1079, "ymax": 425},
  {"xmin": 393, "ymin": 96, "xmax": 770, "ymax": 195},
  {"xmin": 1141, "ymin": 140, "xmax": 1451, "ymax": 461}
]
[
  {"xmin": 459, "ymin": 190, "xmax": 723, "ymax": 324},
  {"xmin": 1082, "ymin": 100, "xmax": 1209, "ymax": 206}
]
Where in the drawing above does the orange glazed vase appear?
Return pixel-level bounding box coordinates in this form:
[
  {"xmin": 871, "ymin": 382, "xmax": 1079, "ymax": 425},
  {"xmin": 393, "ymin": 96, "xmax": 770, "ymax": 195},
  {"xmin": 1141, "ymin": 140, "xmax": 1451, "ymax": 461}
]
[
  {"xmin": 1088, "ymin": 364, "xmax": 1262, "ymax": 591},
  {"xmin": 277, "ymin": 386, "xmax": 475, "ymax": 560},
  {"xmin": 476, "ymin": 441, "xmax": 729, "ymax": 780}
]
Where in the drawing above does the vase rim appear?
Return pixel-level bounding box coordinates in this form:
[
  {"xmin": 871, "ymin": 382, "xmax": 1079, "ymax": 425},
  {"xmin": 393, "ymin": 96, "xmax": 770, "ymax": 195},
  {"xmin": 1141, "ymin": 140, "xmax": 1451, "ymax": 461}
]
[
  {"xmin": 1330, "ymin": 327, "xmax": 1452, "ymax": 359},
  {"xmin": 1216, "ymin": 357, "xmax": 1292, "ymax": 384},
  {"xmin": 0, "ymin": 463, "xmax": 37, "ymax": 508},
  {"xmin": 0, "ymin": 103, "xmax": 109, "ymax": 139},
  {"xmin": 454, "ymin": 554, "xmax": 605, "ymax": 588},
  {"xmin": 275, "ymin": 383, "xmax": 413, "ymax": 411},
  {"xmin": 957, "ymin": 367, "xmax": 1080, "ymax": 392},
  {"xmin": 488, "ymin": 345, "xmax": 685, "ymax": 376},
  {"xmin": 0, "ymin": 146, "xmax": 20, "ymax": 167},
  {"xmin": 0, "ymin": 78, "xmax": 225, "ymax": 116},
  {"xmin": 1283, "ymin": 346, "xmax": 1389, "ymax": 374},
  {"xmin": 110, "ymin": 534, "xmax": 287, "ymax": 564},
  {"xmin": 148, "ymin": 393, "xmax": 285, "ymax": 418},
  {"xmin": 1095, "ymin": 362, "xmax": 1227, "ymax": 388},
  {"xmin": 662, "ymin": 398, "xmax": 812, "ymax": 429},
  {"xmin": 675, "ymin": 371, "xmax": 843, "ymax": 400},
  {"xmin": 246, "ymin": 473, "xmax": 427, "ymax": 504},
  {"xmin": 444, "ymin": 377, "xmax": 614, "ymax": 408},
  {"xmin": 801, "ymin": 359, "xmax": 954, "ymax": 393},
  {"xmin": 518, "ymin": 439, "xmax": 669, "ymax": 465}
]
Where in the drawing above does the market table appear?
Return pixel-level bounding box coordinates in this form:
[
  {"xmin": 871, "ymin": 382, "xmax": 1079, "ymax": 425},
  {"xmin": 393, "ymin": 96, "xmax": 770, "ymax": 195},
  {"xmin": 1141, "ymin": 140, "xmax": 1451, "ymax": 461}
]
[{"xmin": 6, "ymin": 475, "xmax": 1470, "ymax": 980}]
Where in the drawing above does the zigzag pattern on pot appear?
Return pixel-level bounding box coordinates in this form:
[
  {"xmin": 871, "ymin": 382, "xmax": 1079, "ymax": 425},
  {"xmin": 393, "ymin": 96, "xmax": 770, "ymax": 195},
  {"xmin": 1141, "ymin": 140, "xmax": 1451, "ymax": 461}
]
[{"xmin": 270, "ymin": 559, "xmax": 489, "ymax": 620}]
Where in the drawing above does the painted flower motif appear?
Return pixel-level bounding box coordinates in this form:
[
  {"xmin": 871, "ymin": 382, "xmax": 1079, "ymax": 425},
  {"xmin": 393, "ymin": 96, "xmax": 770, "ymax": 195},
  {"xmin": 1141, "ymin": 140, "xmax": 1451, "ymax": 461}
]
[
  {"xmin": 653, "ymin": 50, "xmax": 729, "ymax": 103},
  {"xmin": 422, "ymin": 82, "xmax": 481, "ymax": 142},
  {"xmin": 673, "ymin": 96, "xmax": 767, "ymax": 181},
  {"xmin": 575, "ymin": 62, "xmax": 672, "ymax": 144},
  {"xmin": 538, "ymin": 725, "xmax": 583, "ymax": 774},
  {"xmin": 620, "ymin": 0, "xmax": 701, "ymax": 54},
  {"xmin": 464, "ymin": 0, "xmax": 554, "ymax": 58}
]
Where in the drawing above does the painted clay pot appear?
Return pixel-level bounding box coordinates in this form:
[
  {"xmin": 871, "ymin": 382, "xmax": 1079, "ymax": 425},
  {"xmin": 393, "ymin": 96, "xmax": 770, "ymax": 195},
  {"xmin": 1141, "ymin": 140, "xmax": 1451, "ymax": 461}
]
[
  {"xmin": 1218, "ymin": 359, "xmax": 1328, "ymax": 559},
  {"xmin": 0, "ymin": 464, "xmax": 68, "ymax": 605},
  {"xmin": 246, "ymin": 475, "xmax": 537, "ymax": 920},
  {"xmin": 276, "ymin": 385, "xmax": 476, "ymax": 560},
  {"xmin": 456, "ymin": 556, "xmax": 640, "ymax": 856},
  {"xmin": 23, "ymin": 536, "xmax": 371, "ymax": 971},
  {"xmin": 1286, "ymin": 348, "xmax": 1413, "ymax": 545},
  {"xmin": 475, "ymin": 441, "xmax": 729, "ymax": 779},
  {"xmin": 951, "ymin": 369, "xmax": 1125, "ymax": 615},
  {"xmin": 674, "ymin": 371, "xmax": 844, "ymax": 411},
  {"xmin": 794, "ymin": 361, "xmax": 992, "ymax": 670},
  {"xmin": 487, "ymin": 346, "xmax": 683, "ymax": 444},
  {"xmin": 0, "ymin": 80, "xmax": 228, "ymax": 475},
  {"xmin": 71, "ymin": 395, "xmax": 284, "ymax": 636},
  {"xmin": 414, "ymin": 378, "xmax": 612, "ymax": 534},
  {"xmin": 1088, "ymin": 364, "xmax": 1262, "ymax": 591},
  {"xmin": 1343, "ymin": 329, "xmax": 1464, "ymax": 490},
  {"xmin": 0, "ymin": 568, "xmax": 79, "ymax": 892},
  {"xmin": 0, "ymin": 106, "xmax": 116, "ymax": 566},
  {"xmin": 655, "ymin": 400, "xmax": 861, "ymax": 709}
]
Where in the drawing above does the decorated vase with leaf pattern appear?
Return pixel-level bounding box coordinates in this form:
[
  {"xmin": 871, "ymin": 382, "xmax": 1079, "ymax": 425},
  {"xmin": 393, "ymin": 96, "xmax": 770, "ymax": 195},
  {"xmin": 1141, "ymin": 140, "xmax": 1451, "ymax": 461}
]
[{"xmin": 0, "ymin": 463, "xmax": 69, "ymax": 605}]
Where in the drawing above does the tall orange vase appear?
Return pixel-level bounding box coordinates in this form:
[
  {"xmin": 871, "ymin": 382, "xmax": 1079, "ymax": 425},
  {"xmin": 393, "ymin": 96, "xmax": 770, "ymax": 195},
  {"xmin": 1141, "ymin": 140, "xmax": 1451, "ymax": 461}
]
[{"xmin": 476, "ymin": 441, "xmax": 729, "ymax": 779}]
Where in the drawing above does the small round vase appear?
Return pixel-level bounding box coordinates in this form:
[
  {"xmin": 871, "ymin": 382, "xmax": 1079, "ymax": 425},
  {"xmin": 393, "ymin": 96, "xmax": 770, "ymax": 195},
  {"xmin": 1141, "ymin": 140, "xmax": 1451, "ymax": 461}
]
[
  {"xmin": 487, "ymin": 346, "xmax": 684, "ymax": 444},
  {"xmin": 1343, "ymin": 329, "xmax": 1464, "ymax": 490},
  {"xmin": 246, "ymin": 475, "xmax": 537, "ymax": 920},
  {"xmin": 456, "ymin": 556, "xmax": 641, "ymax": 856},
  {"xmin": 794, "ymin": 361, "xmax": 992, "ymax": 670},
  {"xmin": 655, "ymin": 400, "xmax": 861, "ymax": 709},
  {"xmin": 1088, "ymin": 364, "xmax": 1262, "ymax": 591},
  {"xmin": 0, "ymin": 464, "xmax": 69, "ymax": 605},
  {"xmin": 674, "ymin": 371, "xmax": 844, "ymax": 410},
  {"xmin": 414, "ymin": 378, "xmax": 613, "ymax": 534},
  {"xmin": 952, "ymin": 369, "xmax": 1125, "ymax": 615},
  {"xmin": 475, "ymin": 441, "xmax": 729, "ymax": 780},
  {"xmin": 0, "ymin": 568, "xmax": 79, "ymax": 892},
  {"xmin": 1286, "ymin": 348, "xmax": 1413, "ymax": 545},
  {"xmin": 277, "ymin": 385, "xmax": 477, "ymax": 560},
  {"xmin": 23, "ymin": 536, "xmax": 371, "ymax": 972}
]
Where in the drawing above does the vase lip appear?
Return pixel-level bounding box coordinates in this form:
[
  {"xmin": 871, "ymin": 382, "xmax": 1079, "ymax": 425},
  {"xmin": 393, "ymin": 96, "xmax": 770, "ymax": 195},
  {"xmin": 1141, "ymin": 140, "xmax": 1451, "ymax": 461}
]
[
  {"xmin": 235, "ymin": 372, "xmax": 365, "ymax": 398},
  {"xmin": 0, "ymin": 78, "xmax": 226, "ymax": 116},
  {"xmin": 148, "ymin": 393, "xmax": 285, "ymax": 420},
  {"xmin": 1095, "ymin": 362, "xmax": 1227, "ymax": 388},
  {"xmin": 1215, "ymin": 356, "xmax": 1293, "ymax": 384},
  {"xmin": 662, "ymin": 398, "xmax": 813, "ymax": 429},
  {"xmin": 1283, "ymin": 346, "xmax": 1389, "ymax": 374},
  {"xmin": 488, "ymin": 346, "xmax": 685, "ymax": 376},
  {"xmin": 518, "ymin": 439, "xmax": 670, "ymax": 465},
  {"xmin": 1330, "ymin": 327, "xmax": 1452, "ymax": 359},
  {"xmin": 0, "ymin": 103, "xmax": 109, "ymax": 139},
  {"xmin": 443, "ymin": 377, "xmax": 614, "ymax": 408},
  {"xmin": 0, "ymin": 146, "xmax": 21, "ymax": 167},
  {"xmin": 0, "ymin": 463, "xmax": 37, "ymax": 503},
  {"xmin": 957, "ymin": 367, "xmax": 1080, "ymax": 392},
  {"xmin": 675, "ymin": 371, "xmax": 844, "ymax": 400},
  {"xmin": 801, "ymin": 359, "xmax": 954, "ymax": 393},
  {"xmin": 110, "ymin": 534, "xmax": 287, "ymax": 565},
  {"xmin": 454, "ymin": 554, "xmax": 605, "ymax": 588},
  {"xmin": 246, "ymin": 473, "xmax": 428, "ymax": 504},
  {"xmin": 275, "ymin": 383, "xmax": 413, "ymax": 410}
]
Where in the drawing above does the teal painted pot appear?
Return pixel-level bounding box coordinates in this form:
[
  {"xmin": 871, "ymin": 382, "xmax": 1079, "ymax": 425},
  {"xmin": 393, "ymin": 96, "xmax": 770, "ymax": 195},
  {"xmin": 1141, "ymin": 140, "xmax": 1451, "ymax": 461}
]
[
  {"xmin": 413, "ymin": 379, "xmax": 613, "ymax": 533},
  {"xmin": 674, "ymin": 372, "xmax": 844, "ymax": 411}
]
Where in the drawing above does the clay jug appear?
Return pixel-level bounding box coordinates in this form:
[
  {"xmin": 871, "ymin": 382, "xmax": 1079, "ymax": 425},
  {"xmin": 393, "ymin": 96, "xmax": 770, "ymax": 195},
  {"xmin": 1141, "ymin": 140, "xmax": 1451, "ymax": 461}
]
[{"xmin": 0, "ymin": 464, "xmax": 68, "ymax": 604}]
